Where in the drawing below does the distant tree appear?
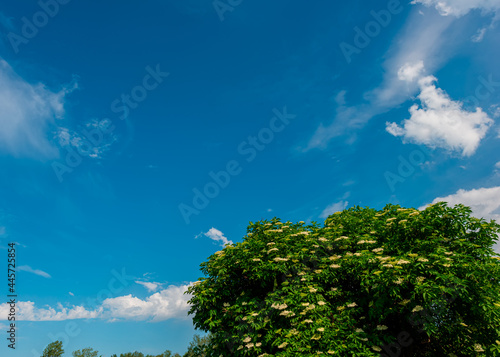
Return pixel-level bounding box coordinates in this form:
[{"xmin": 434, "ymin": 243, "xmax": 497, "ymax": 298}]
[
  {"xmin": 183, "ymin": 334, "xmax": 212, "ymax": 357},
  {"xmin": 186, "ymin": 203, "xmax": 500, "ymax": 356},
  {"xmin": 42, "ymin": 341, "xmax": 64, "ymax": 357},
  {"xmin": 119, "ymin": 352, "xmax": 144, "ymax": 357},
  {"xmin": 72, "ymin": 347, "xmax": 101, "ymax": 357},
  {"xmin": 147, "ymin": 350, "xmax": 181, "ymax": 357},
  {"xmin": 161, "ymin": 351, "xmax": 181, "ymax": 357}
]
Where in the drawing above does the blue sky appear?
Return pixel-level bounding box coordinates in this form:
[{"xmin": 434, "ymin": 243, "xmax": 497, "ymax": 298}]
[{"xmin": 0, "ymin": 0, "xmax": 500, "ymax": 355}]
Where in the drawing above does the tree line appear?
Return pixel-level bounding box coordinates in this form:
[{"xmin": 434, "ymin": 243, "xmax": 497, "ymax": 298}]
[{"xmin": 40, "ymin": 333, "xmax": 210, "ymax": 357}]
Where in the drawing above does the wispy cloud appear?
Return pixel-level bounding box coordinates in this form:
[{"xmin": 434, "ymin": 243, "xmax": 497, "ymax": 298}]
[
  {"xmin": 320, "ymin": 200, "xmax": 348, "ymax": 219},
  {"xmin": 0, "ymin": 58, "xmax": 71, "ymax": 159},
  {"xmin": 386, "ymin": 64, "xmax": 493, "ymax": 157},
  {"xmin": 17, "ymin": 265, "xmax": 51, "ymax": 278},
  {"xmin": 54, "ymin": 118, "xmax": 117, "ymax": 159},
  {"xmin": 197, "ymin": 228, "xmax": 233, "ymax": 247},
  {"xmin": 135, "ymin": 281, "xmax": 161, "ymax": 292}
]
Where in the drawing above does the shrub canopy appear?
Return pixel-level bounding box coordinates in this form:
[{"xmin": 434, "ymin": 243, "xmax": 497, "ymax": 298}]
[{"xmin": 186, "ymin": 203, "xmax": 500, "ymax": 356}]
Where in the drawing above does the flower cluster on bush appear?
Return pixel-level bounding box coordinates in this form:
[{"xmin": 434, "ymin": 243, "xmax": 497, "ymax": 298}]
[{"xmin": 186, "ymin": 203, "xmax": 500, "ymax": 356}]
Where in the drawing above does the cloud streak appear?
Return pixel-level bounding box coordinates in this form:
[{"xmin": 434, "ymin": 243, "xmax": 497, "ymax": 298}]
[
  {"xmin": 135, "ymin": 280, "xmax": 161, "ymax": 292},
  {"xmin": 17, "ymin": 265, "xmax": 51, "ymax": 278},
  {"xmin": 320, "ymin": 201, "xmax": 349, "ymax": 219}
]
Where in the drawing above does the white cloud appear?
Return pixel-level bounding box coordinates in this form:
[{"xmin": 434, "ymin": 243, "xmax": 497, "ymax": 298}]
[
  {"xmin": 0, "ymin": 283, "xmax": 194, "ymax": 322},
  {"xmin": 413, "ymin": 0, "xmax": 500, "ymax": 40},
  {"xmin": 102, "ymin": 284, "xmax": 192, "ymax": 322},
  {"xmin": 495, "ymin": 161, "xmax": 500, "ymax": 169},
  {"xmin": 386, "ymin": 71, "xmax": 493, "ymax": 157},
  {"xmin": 0, "ymin": 301, "xmax": 102, "ymax": 321},
  {"xmin": 135, "ymin": 281, "xmax": 160, "ymax": 292},
  {"xmin": 412, "ymin": 0, "xmax": 500, "ymax": 17},
  {"xmin": 304, "ymin": 12, "xmax": 454, "ymax": 151},
  {"xmin": 198, "ymin": 228, "xmax": 233, "ymax": 247},
  {"xmin": 17, "ymin": 265, "xmax": 51, "ymax": 278},
  {"xmin": 69, "ymin": 292, "xmax": 74, "ymax": 296},
  {"xmin": 472, "ymin": 27, "xmax": 488, "ymax": 41},
  {"xmin": 0, "ymin": 58, "xmax": 68, "ymax": 159},
  {"xmin": 419, "ymin": 186, "xmax": 500, "ymax": 251},
  {"xmin": 320, "ymin": 201, "xmax": 348, "ymax": 219},
  {"xmin": 398, "ymin": 61, "xmax": 425, "ymax": 82}
]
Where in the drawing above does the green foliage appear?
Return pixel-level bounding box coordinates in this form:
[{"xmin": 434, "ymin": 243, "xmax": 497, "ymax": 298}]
[
  {"xmin": 72, "ymin": 347, "xmax": 101, "ymax": 357},
  {"xmin": 42, "ymin": 340, "xmax": 64, "ymax": 357},
  {"xmin": 162, "ymin": 351, "xmax": 182, "ymax": 357},
  {"xmin": 186, "ymin": 203, "xmax": 500, "ymax": 356},
  {"xmin": 183, "ymin": 334, "xmax": 212, "ymax": 357},
  {"xmin": 119, "ymin": 352, "xmax": 143, "ymax": 357}
]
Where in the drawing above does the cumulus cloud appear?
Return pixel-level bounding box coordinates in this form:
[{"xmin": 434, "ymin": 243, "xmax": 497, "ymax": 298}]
[
  {"xmin": 320, "ymin": 201, "xmax": 348, "ymax": 219},
  {"xmin": 135, "ymin": 281, "xmax": 160, "ymax": 292},
  {"xmin": 198, "ymin": 228, "xmax": 233, "ymax": 247},
  {"xmin": 17, "ymin": 265, "xmax": 51, "ymax": 278},
  {"xmin": 386, "ymin": 69, "xmax": 493, "ymax": 156},
  {"xmin": 0, "ymin": 283, "xmax": 194, "ymax": 322},
  {"xmin": 419, "ymin": 186, "xmax": 500, "ymax": 251},
  {"xmin": 0, "ymin": 58, "xmax": 69, "ymax": 159},
  {"xmin": 102, "ymin": 284, "xmax": 192, "ymax": 322}
]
